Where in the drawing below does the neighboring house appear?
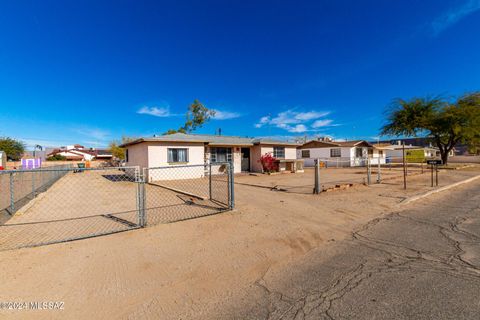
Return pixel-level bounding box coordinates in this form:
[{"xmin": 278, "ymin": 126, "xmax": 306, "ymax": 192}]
[
  {"xmin": 376, "ymin": 138, "xmax": 456, "ymax": 157},
  {"xmin": 383, "ymin": 144, "xmax": 447, "ymax": 162},
  {"xmin": 47, "ymin": 145, "xmax": 112, "ymax": 161},
  {"xmin": 120, "ymin": 133, "xmax": 301, "ymax": 180},
  {"xmin": 297, "ymin": 140, "xmax": 386, "ymax": 167}
]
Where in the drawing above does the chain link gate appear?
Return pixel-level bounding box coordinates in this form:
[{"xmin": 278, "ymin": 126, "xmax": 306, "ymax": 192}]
[
  {"xmin": 142, "ymin": 162, "xmax": 233, "ymax": 225},
  {"xmin": 0, "ymin": 163, "xmax": 233, "ymax": 251}
]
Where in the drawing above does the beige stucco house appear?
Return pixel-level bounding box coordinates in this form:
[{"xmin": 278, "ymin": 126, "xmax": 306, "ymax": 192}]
[{"xmin": 120, "ymin": 133, "xmax": 300, "ymax": 180}]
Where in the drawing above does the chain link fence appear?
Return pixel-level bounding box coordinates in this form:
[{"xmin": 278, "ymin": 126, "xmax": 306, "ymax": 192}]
[
  {"xmin": 0, "ymin": 163, "xmax": 233, "ymax": 251},
  {"xmin": 0, "ymin": 164, "xmax": 71, "ymax": 219},
  {"xmin": 143, "ymin": 162, "xmax": 232, "ymax": 225},
  {"xmin": 235, "ymin": 156, "xmax": 431, "ymax": 194}
]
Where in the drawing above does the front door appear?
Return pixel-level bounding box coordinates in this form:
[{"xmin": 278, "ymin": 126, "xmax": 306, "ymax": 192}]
[{"xmin": 241, "ymin": 148, "xmax": 250, "ymax": 172}]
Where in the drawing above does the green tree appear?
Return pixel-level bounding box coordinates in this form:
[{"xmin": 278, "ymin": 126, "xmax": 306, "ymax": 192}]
[
  {"xmin": 0, "ymin": 137, "xmax": 26, "ymax": 161},
  {"xmin": 381, "ymin": 92, "xmax": 480, "ymax": 164},
  {"xmin": 166, "ymin": 100, "xmax": 216, "ymax": 134},
  {"xmin": 109, "ymin": 136, "xmax": 137, "ymax": 160}
]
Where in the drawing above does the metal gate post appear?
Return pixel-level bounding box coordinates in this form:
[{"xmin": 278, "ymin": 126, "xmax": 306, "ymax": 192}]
[
  {"xmin": 209, "ymin": 162, "xmax": 212, "ymax": 200},
  {"xmin": 228, "ymin": 162, "xmax": 235, "ymax": 209},
  {"xmin": 314, "ymin": 159, "xmax": 320, "ymax": 194},
  {"xmin": 137, "ymin": 168, "xmax": 146, "ymax": 227},
  {"xmin": 367, "ymin": 158, "xmax": 371, "ymax": 185},
  {"xmin": 377, "ymin": 159, "xmax": 381, "ymax": 183},
  {"xmin": 9, "ymin": 172, "xmax": 15, "ymax": 213}
]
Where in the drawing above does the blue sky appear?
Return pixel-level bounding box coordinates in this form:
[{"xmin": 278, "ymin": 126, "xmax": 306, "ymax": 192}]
[{"xmin": 0, "ymin": 0, "xmax": 479, "ymax": 148}]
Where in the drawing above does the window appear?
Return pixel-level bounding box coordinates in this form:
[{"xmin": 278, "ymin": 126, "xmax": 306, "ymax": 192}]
[
  {"xmin": 168, "ymin": 148, "xmax": 188, "ymax": 163},
  {"xmin": 273, "ymin": 146, "xmax": 285, "ymax": 158},
  {"xmin": 379, "ymin": 150, "xmax": 383, "ymax": 155},
  {"xmin": 330, "ymin": 148, "xmax": 341, "ymax": 157},
  {"xmin": 355, "ymin": 147, "xmax": 363, "ymax": 158},
  {"xmin": 368, "ymin": 148, "xmax": 373, "ymax": 156},
  {"xmin": 301, "ymin": 150, "xmax": 310, "ymax": 158},
  {"xmin": 210, "ymin": 147, "xmax": 232, "ymax": 163},
  {"xmin": 125, "ymin": 149, "xmax": 129, "ymax": 162}
]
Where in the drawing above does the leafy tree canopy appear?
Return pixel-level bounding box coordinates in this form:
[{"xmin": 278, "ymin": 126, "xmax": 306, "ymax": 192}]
[
  {"xmin": 165, "ymin": 100, "xmax": 216, "ymax": 134},
  {"xmin": 0, "ymin": 137, "xmax": 26, "ymax": 161},
  {"xmin": 381, "ymin": 92, "xmax": 480, "ymax": 164}
]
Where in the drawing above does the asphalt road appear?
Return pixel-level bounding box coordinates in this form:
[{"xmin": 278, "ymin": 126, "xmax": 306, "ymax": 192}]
[{"xmin": 225, "ymin": 180, "xmax": 480, "ymax": 319}]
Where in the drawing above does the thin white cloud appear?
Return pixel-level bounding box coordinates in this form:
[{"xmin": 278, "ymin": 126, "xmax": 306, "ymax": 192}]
[
  {"xmin": 74, "ymin": 127, "xmax": 110, "ymax": 142},
  {"xmin": 255, "ymin": 109, "xmax": 335, "ymax": 133},
  {"xmin": 431, "ymin": 0, "xmax": 480, "ymax": 36},
  {"xmin": 294, "ymin": 111, "xmax": 330, "ymax": 121},
  {"xmin": 311, "ymin": 119, "xmax": 333, "ymax": 128},
  {"xmin": 212, "ymin": 109, "xmax": 242, "ymax": 120},
  {"xmin": 137, "ymin": 106, "xmax": 172, "ymax": 117},
  {"xmin": 288, "ymin": 124, "xmax": 308, "ymax": 133}
]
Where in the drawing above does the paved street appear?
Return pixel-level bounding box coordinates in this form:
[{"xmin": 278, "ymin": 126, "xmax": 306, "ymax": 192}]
[{"xmin": 225, "ymin": 180, "xmax": 480, "ymax": 319}]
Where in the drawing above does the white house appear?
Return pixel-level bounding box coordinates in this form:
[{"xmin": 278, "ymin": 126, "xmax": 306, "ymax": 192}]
[
  {"xmin": 120, "ymin": 133, "xmax": 301, "ymax": 181},
  {"xmin": 383, "ymin": 144, "xmax": 445, "ymax": 162},
  {"xmin": 297, "ymin": 140, "xmax": 386, "ymax": 167},
  {"xmin": 47, "ymin": 145, "xmax": 112, "ymax": 161}
]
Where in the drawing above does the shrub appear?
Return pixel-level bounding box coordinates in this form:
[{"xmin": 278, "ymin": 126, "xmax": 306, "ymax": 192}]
[
  {"xmin": 259, "ymin": 153, "xmax": 278, "ymax": 173},
  {"xmin": 47, "ymin": 154, "xmax": 67, "ymax": 161}
]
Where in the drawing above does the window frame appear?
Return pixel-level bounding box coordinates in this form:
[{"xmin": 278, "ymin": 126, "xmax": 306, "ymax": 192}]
[
  {"xmin": 330, "ymin": 148, "xmax": 341, "ymax": 158},
  {"xmin": 210, "ymin": 147, "xmax": 232, "ymax": 163},
  {"xmin": 355, "ymin": 147, "xmax": 363, "ymax": 158},
  {"xmin": 167, "ymin": 148, "xmax": 189, "ymax": 163},
  {"xmin": 273, "ymin": 146, "xmax": 285, "ymax": 159},
  {"xmin": 301, "ymin": 150, "xmax": 310, "ymax": 158}
]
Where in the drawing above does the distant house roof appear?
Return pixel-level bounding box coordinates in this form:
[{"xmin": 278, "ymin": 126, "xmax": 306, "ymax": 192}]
[
  {"xmin": 120, "ymin": 133, "xmax": 299, "ymax": 147},
  {"xmin": 298, "ymin": 140, "xmax": 373, "ymax": 149},
  {"xmin": 47, "ymin": 148, "xmax": 112, "ymax": 159}
]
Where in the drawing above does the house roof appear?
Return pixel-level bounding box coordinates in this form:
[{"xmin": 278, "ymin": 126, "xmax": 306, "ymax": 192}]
[
  {"xmin": 298, "ymin": 140, "xmax": 373, "ymax": 149},
  {"xmin": 120, "ymin": 133, "xmax": 299, "ymax": 147},
  {"xmin": 48, "ymin": 148, "xmax": 112, "ymax": 158}
]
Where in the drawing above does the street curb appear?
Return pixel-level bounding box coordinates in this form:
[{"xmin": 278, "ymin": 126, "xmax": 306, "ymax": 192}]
[{"xmin": 400, "ymin": 174, "xmax": 480, "ymax": 205}]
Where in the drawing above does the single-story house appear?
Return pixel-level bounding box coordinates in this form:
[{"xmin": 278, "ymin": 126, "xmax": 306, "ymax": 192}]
[
  {"xmin": 297, "ymin": 140, "xmax": 386, "ymax": 167},
  {"xmin": 47, "ymin": 145, "xmax": 112, "ymax": 161},
  {"xmin": 383, "ymin": 144, "xmax": 447, "ymax": 162},
  {"xmin": 120, "ymin": 133, "xmax": 302, "ymax": 181}
]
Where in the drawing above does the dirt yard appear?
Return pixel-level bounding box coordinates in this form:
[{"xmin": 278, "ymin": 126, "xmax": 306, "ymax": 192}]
[
  {"xmin": 0, "ymin": 166, "xmax": 479, "ymax": 319},
  {"xmin": 0, "ymin": 168, "xmax": 228, "ymax": 251},
  {"xmin": 235, "ymin": 165, "xmax": 430, "ymax": 194}
]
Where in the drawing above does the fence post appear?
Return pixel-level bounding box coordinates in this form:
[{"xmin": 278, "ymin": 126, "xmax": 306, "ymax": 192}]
[
  {"xmin": 9, "ymin": 172, "xmax": 15, "ymax": 214},
  {"xmin": 32, "ymin": 171, "xmax": 36, "ymax": 198},
  {"xmin": 314, "ymin": 159, "xmax": 320, "ymax": 194},
  {"xmin": 137, "ymin": 168, "xmax": 146, "ymax": 227},
  {"xmin": 228, "ymin": 161, "xmax": 235, "ymax": 209},
  {"xmin": 402, "ymin": 142, "xmax": 407, "ymax": 190},
  {"xmin": 377, "ymin": 158, "xmax": 381, "ymax": 183},
  {"xmin": 367, "ymin": 158, "xmax": 371, "ymax": 185},
  {"xmin": 209, "ymin": 162, "xmax": 212, "ymax": 200}
]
